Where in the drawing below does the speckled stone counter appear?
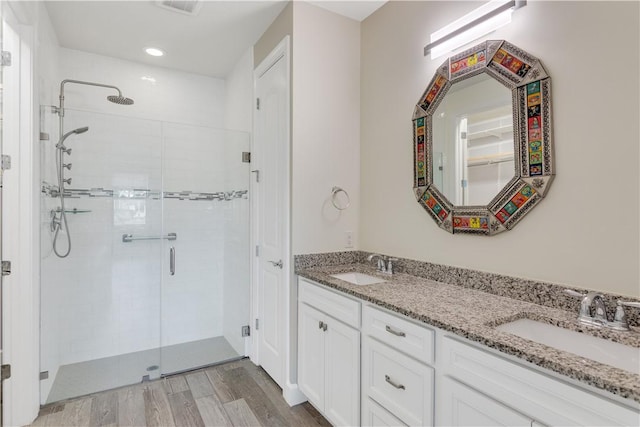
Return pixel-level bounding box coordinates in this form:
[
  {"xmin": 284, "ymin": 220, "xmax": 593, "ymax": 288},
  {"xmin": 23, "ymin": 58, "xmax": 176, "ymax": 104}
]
[{"xmin": 295, "ymin": 253, "xmax": 640, "ymax": 404}]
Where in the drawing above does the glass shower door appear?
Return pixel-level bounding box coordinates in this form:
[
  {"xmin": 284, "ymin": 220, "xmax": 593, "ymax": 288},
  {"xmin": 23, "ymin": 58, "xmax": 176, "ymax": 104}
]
[
  {"xmin": 40, "ymin": 109, "xmax": 164, "ymax": 403},
  {"xmin": 39, "ymin": 108, "xmax": 251, "ymax": 403},
  {"xmin": 159, "ymin": 123, "xmax": 250, "ymax": 375}
]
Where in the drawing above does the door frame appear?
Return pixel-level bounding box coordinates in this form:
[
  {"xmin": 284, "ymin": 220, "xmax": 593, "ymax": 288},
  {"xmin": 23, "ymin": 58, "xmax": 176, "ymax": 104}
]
[
  {"xmin": 1, "ymin": 2, "xmax": 39, "ymax": 425},
  {"xmin": 251, "ymin": 35, "xmax": 303, "ymax": 405}
]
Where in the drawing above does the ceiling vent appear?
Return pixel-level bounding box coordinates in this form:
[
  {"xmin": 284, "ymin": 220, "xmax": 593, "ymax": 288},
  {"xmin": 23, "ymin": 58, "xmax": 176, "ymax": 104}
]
[{"xmin": 156, "ymin": 1, "xmax": 203, "ymax": 16}]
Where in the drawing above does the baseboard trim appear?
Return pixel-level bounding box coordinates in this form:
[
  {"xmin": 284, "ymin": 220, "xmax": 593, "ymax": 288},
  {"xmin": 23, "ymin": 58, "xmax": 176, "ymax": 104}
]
[{"xmin": 282, "ymin": 382, "xmax": 307, "ymax": 406}]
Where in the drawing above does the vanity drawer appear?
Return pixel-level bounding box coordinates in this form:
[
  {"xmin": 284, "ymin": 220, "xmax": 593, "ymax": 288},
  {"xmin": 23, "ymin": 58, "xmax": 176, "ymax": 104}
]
[
  {"xmin": 299, "ymin": 278, "xmax": 360, "ymax": 328},
  {"xmin": 363, "ymin": 304, "xmax": 435, "ymax": 364},
  {"xmin": 362, "ymin": 397, "xmax": 408, "ymax": 427},
  {"xmin": 362, "ymin": 337, "xmax": 434, "ymax": 426}
]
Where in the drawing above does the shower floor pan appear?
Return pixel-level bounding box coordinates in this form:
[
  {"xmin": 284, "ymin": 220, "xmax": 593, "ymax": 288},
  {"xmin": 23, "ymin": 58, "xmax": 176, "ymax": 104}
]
[{"xmin": 46, "ymin": 336, "xmax": 240, "ymax": 404}]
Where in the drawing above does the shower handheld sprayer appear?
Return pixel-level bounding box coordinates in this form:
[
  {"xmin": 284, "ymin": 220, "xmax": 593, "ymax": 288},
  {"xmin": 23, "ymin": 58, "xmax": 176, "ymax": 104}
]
[
  {"xmin": 52, "ymin": 126, "xmax": 89, "ymax": 258},
  {"xmin": 51, "ymin": 79, "xmax": 134, "ymax": 258}
]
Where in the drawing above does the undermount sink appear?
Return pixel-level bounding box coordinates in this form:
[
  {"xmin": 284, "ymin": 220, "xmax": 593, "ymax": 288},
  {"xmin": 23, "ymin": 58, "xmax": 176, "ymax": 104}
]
[
  {"xmin": 330, "ymin": 272, "xmax": 387, "ymax": 286},
  {"xmin": 496, "ymin": 318, "xmax": 640, "ymax": 375}
]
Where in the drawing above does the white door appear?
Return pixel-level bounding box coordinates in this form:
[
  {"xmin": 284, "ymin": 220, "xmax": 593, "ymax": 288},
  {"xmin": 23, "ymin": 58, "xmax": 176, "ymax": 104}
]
[{"xmin": 253, "ymin": 37, "xmax": 290, "ymax": 387}]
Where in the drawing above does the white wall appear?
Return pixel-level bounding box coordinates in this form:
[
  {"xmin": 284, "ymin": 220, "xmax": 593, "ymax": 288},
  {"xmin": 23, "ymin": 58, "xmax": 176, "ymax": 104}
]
[
  {"xmin": 292, "ymin": 1, "xmax": 361, "ymax": 255},
  {"xmin": 57, "ymin": 47, "xmax": 226, "ymax": 127},
  {"xmin": 360, "ymin": 1, "xmax": 640, "ymax": 297},
  {"xmin": 225, "ymin": 48, "xmax": 254, "ymax": 133}
]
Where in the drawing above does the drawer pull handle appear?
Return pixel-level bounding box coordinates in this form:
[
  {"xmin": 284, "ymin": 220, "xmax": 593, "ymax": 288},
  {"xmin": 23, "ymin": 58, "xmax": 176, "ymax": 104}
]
[
  {"xmin": 318, "ymin": 321, "xmax": 328, "ymax": 331},
  {"xmin": 385, "ymin": 375, "xmax": 405, "ymax": 390},
  {"xmin": 385, "ymin": 325, "xmax": 406, "ymax": 337}
]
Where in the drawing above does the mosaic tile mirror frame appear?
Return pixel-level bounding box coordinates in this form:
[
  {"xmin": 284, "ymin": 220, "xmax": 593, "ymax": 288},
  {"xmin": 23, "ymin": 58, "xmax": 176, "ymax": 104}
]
[{"xmin": 413, "ymin": 40, "xmax": 554, "ymax": 235}]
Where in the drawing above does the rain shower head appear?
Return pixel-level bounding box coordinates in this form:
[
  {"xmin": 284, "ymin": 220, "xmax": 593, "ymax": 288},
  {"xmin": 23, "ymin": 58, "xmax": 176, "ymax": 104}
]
[
  {"xmin": 58, "ymin": 79, "xmax": 134, "ymax": 116},
  {"xmin": 107, "ymin": 95, "xmax": 134, "ymax": 105}
]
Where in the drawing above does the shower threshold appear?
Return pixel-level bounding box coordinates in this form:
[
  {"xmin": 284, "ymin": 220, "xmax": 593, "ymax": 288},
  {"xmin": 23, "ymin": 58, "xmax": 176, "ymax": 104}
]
[{"xmin": 46, "ymin": 336, "xmax": 240, "ymax": 404}]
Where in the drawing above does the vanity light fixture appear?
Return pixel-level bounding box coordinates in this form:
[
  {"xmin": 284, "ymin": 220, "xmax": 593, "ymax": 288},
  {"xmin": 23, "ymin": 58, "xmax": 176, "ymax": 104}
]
[
  {"xmin": 145, "ymin": 47, "xmax": 165, "ymax": 57},
  {"xmin": 424, "ymin": 0, "xmax": 526, "ymax": 59}
]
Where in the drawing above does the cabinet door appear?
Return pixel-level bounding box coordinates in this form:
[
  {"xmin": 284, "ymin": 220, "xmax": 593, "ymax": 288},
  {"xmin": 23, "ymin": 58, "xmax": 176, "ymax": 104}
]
[
  {"xmin": 298, "ymin": 303, "xmax": 326, "ymax": 409},
  {"xmin": 324, "ymin": 317, "xmax": 360, "ymax": 427},
  {"xmin": 438, "ymin": 376, "xmax": 532, "ymax": 427}
]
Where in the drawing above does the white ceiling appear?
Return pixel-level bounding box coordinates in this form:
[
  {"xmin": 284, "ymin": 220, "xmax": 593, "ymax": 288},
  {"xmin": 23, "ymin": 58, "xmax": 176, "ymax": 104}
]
[
  {"xmin": 308, "ymin": 0, "xmax": 386, "ymax": 21},
  {"xmin": 45, "ymin": 1, "xmax": 387, "ymax": 79}
]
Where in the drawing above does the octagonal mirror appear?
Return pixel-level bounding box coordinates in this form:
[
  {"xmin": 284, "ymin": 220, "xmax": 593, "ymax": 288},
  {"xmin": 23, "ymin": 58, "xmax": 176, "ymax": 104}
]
[{"xmin": 413, "ymin": 40, "xmax": 554, "ymax": 235}]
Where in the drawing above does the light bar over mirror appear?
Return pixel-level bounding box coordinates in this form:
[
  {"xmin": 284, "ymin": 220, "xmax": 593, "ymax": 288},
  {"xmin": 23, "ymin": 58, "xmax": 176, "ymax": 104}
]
[{"xmin": 425, "ymin": 0, "xmax": 527, "ymax": 59}]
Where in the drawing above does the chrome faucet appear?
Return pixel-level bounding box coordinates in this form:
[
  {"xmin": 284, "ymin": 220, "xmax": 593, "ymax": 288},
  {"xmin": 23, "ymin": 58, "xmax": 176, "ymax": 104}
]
[
  {"xmin": 565, "ymin": 289, "xmax": 628, "ymax": 329},
  {"xmin": 581, "ymin": 292, "xmax": 607, "ymax": 325},
  {"xmin": 367, "ymin": 253, "xmax": 398, "ymax": 275}
]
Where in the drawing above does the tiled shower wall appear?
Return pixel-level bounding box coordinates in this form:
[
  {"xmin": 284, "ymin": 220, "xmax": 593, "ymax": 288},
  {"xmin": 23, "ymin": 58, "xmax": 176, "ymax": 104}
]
[{"xmin": 40, "ymin": 108, "xmax": 249, "ymax": 402}]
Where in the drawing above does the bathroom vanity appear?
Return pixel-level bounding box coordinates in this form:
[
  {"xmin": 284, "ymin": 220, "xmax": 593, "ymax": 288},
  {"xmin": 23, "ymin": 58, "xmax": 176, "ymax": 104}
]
[{"xmin": 295, "ymin": 253, "xmax": 640, "ymax": 427}]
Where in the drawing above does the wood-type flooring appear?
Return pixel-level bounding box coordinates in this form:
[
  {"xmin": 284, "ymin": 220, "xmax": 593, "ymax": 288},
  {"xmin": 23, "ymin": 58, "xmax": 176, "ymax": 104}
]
[{"xmin": 29, "ymin": 358, "xmax": 330, "ymax": 427}]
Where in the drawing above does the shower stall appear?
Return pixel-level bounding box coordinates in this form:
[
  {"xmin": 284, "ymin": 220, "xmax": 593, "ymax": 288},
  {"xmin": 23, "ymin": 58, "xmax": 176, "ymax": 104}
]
[{"xmin": 39, "ymin": 81, "xmax": 251, "ymax": 404}]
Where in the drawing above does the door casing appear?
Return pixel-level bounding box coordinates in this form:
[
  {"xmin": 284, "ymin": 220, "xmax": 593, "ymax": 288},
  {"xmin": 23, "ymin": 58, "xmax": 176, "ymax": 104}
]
[{"xmin": 251, "ymin": 35, "xmax": 305, "ymax": 405}]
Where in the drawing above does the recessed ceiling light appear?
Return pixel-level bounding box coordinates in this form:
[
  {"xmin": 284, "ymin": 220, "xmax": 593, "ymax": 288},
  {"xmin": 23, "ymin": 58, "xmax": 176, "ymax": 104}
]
[{"xmin": 145, "ymin": 47, "xmax": 164, "ymax": 57}]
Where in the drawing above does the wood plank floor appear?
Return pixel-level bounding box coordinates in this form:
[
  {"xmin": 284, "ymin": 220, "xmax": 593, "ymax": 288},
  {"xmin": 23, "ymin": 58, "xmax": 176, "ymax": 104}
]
[{"xmin": 30, "ymin": 358, "xmax": 331, "ymax": 427}]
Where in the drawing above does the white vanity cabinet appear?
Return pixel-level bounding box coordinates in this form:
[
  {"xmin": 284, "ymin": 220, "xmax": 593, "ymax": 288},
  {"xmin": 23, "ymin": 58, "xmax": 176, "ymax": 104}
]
[
  {"xmin": 298, "ymin": 278, "xmax": 361, "ymax": 427},
  {"xmin": 297, "ymin": 276, "xmax": 640, "ymax": 427},
  {"xmin": 362, "ymin": 304, "xmax": 435, "ymax": 427},
  {"xmin": 439, "ymin": 336, "xmax": 640, "ymax": 427}
]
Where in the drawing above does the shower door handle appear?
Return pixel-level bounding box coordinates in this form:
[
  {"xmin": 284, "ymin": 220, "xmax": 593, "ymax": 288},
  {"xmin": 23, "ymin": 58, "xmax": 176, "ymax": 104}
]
[{"xmin": 169, "ymin": 247, "xmax": 176, "ymax": 276}]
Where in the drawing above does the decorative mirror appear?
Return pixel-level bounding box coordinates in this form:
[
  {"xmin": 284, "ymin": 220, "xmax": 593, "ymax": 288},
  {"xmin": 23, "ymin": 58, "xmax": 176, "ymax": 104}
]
[{"xmin": 413, "ymin": 40, "xmax": 554, "ymax": 235}]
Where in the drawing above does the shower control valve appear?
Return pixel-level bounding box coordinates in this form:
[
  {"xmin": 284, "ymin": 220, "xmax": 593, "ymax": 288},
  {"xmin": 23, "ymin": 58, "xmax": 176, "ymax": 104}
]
[{"xmin": 63, "ymin": 163, "xmax": 72, "ymax": 170}]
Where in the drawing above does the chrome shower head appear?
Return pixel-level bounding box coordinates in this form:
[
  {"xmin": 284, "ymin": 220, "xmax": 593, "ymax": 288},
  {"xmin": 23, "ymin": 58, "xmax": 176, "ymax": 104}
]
[
  {"xmin": 107, "ymin": 95, "xmax": 134, "ymax": 105},
  {"xmin": 58, "ymin": 80, "xmax": 134, "ymax": 116},
  {"xmin": 56, "ymin": 126, "xmax": 89, "ymax": 149},
  {"xmin": 73, "ymin": 126, "xmax": 89, "ymax": 134}
]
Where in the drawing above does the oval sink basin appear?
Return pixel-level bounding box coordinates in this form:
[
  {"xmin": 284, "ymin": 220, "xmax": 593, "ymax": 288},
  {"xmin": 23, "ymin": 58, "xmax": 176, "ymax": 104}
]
[
  {"xmin": 330, "ymin": 272, "xmax": 387, "ymax": 286},
  {"xmin": 496, "ymin": 318, "xmax": 640, "ymax": 374}
]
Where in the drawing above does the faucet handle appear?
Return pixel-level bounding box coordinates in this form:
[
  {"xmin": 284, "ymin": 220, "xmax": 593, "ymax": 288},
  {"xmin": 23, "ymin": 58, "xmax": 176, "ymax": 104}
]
[
  {"xmin": 564, "ymin": 289, "xmax": 586, "ymax": 298},
  {"xmin": 619, "ymin": 301, "xmax": 640, "ymax": 309},
  {"xmin": 386, "ymin": 258, "xmax": 398, "ymax": 275},
  {"xmin": 564, "ymin": 289, "xmax": 591, "ymax": 319},
  {"xmin": 610, "ymin": 300, "xmax": 640, "ymax": 331}
]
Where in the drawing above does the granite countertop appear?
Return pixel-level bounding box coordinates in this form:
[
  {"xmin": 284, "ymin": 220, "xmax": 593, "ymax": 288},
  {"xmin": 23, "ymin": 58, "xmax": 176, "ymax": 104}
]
[{"xmin": 297, "ymin": 263, "xmax": 640, "ymax": 404}]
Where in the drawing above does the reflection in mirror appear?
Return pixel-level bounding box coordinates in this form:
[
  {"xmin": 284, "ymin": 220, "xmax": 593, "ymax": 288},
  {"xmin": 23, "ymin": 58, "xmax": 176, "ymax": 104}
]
[{"xmin": 432, "ymin": 73, "xmax": 514, "ymax": 206}]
